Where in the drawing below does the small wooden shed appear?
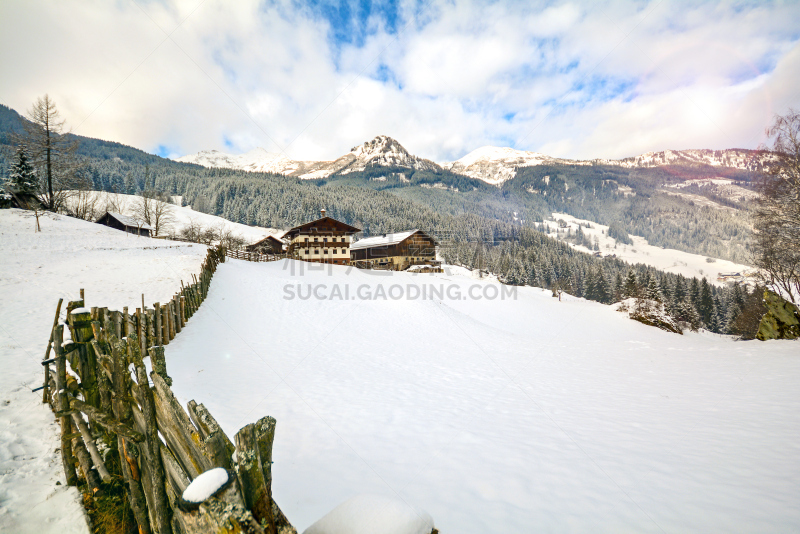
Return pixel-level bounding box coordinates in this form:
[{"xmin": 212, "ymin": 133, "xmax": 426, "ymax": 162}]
[
  {"xmin": 245, "ymin": 235, "xmax": 285, "ymax": 254},
  {"xmin": 96, "ymin": 211, "xmax": 152, "ymax": 237}
]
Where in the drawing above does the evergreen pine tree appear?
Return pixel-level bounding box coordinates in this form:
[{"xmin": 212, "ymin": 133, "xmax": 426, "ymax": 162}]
[
  {"xmin": 689, "ymin": 277, "xmax": 700, "ymax": 305},
  {"xmin": 677, "ymin": 299, "xmax": 702, "ymax": 331},
  {"xmin": 623, "ymin": 270, "xmax": 638, "ymax": 299},
  {"xmin": 595, "ymin": 266, "xmax": 611, "ymax": 303},
  {"xmin": 673, "ymin": 276, "xmax": 686, "ymax": 303},
  {"xmin": 585, "ymin": 267, "xmax": 597, "ymax": 301},
  {"xmin": 6, "ymin": 145, "xmax": 38, "ymax": 195},
  {"xmin": 646, "ymin": 277, "xmax": 662, "ymax": 302},
  {"xmin": 613, "ymin": 272, "xmax": 624, "ymax": 302},
  {"xmin": 698, "ymin": 278, "xmax": 715, "ymax": 327}
]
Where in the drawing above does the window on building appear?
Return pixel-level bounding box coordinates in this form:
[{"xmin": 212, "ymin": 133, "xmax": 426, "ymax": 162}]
[
  {"xmin": 315, "ymin": 249, "xmax": 319, "ymax": 254},
  {"xmin": 314, "ymin": 237, "xmax": 318, "ymax": 243},
  {"xmin": 323, "ymin": 237, "xmax": 328, "ymax": 243}
]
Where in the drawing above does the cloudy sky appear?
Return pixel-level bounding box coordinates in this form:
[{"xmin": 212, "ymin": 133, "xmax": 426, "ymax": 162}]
[{"xmin": 1, "ymin": 0, "xmax": 799, "ymax": 163}]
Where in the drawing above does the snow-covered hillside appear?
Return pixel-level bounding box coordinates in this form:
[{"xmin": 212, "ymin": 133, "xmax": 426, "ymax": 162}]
[
  {"xmin": 175, "ymin": 147, "xmax": 296, "ymax": 175},
  {"xmin": 65, "ymin": 191, "xmax": 281, "ymax": 244},
  {"xmin": 165, "ymin": 259, "xmax": 799, "ymax": 534},
  {"xmin": 0, "ymin": 209, "xmax": 209, "ymax": 534},
  {"xmin": 596, "ymin": 148, "xmax": 768, "ymax": 171},
  {"xmin": 541, "ymin": 212, "xmax": 754, "ymax": 285}
]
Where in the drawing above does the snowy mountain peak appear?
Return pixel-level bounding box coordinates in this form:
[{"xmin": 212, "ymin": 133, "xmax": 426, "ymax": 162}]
[
  {"xmin": 446, "ymin": 146, "xmax": 580, "ymax": 185},
  {"xmin": 176, "ymin": 147, "xmax": 292, "ymax": 174},
  {"xmin": 339, "ymin": 135, "xmax": 440, "ymax": 175},
  {"xmin": 350, "ymin": 135, "xmax": 410, "ymax": 157}
]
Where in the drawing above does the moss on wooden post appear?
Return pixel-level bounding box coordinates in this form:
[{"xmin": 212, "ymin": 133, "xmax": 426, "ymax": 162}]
[
  {"xmin": 235, "ymin": 417, "xmax": 277, "ymax": 534},
  {"xmin": 149, "ymin": 346, "xmax": 172, "ymax": 386}
]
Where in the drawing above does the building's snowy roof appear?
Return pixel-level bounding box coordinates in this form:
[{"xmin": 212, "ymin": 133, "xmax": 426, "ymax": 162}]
[
  {"xmin": 249, "ymin": 234, "xmax": 285, "ymax": 246},
  {"xmin": 104, "ymin": 211, "xmax": 153, "ymax": 230},
  {"xmin": 284, "ymin": 216, "xmax": 361, "ymax": 237},
  {"xmin": 350, "ymin": 229, "xmax": 420, "ymax": 251}
]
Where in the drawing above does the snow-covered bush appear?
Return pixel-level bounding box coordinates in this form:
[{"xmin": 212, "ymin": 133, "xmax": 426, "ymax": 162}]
[{"xmin": 616, "ymin": 298, "xmax": 683, "ymax": 334}]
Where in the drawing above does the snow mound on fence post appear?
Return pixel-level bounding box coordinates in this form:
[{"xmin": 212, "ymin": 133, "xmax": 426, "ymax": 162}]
[
  {"xmin": 303, "ymin": 494, "xmax": 435, "ymax": 534},
  {"xmin": 181, "ymin": 467, "xmax": 229, "ymax": 503}
]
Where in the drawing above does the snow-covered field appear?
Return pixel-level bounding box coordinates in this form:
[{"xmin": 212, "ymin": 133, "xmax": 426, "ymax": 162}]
[
  {"xmin": 2, "ymin": 208, "xmax": 797, "ymax": 534},
  {"xmin": 0, "ymin": 209, "xmax": 208, "ymax": 533},
  {"xmin": 65, "ymin": 191, "xmax": 281, "ymax": 244},
  {"xmin": 542, "ymin": 212, "xmax": 753, "ymax": 285},
  {"xmin": 165, "ymin": 259, "xmax": 799, "ymax": 534}
]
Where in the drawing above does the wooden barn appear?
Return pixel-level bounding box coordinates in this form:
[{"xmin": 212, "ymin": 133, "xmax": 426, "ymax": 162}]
[
  {"xmin": 350, "ymin": 229, "xmax": 441, "ymax": 271},
  {"xmin": 245, "ymin": 234, "xmax": 285, "ymax": 254},
  {"xmin": 284, "ymin": 209, "xmax": 361, "ymax": 265},
  {"xmin": 96, "ymin": 211, "xmax": 152, "ymax": 237}
]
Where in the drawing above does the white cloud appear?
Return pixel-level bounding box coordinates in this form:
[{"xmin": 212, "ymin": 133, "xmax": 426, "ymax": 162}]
[{"xmin": 0, "ymin": 0, "xmax": 798, "ymax": 163}]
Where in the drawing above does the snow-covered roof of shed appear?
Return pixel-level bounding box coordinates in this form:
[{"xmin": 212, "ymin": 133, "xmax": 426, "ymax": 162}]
[
  {"xmin": 350, "ymin": 229, "xmax": 419, "ymax": 251},
  {"xmin": 104, "ymin": 212, "xmax": 153, "ymax": 230}
]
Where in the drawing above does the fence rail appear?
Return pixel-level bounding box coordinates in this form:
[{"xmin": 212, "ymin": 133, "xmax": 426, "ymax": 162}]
[
  {"xmin": 227, "ymin": 249, "xmax": 286, "ymax": 262},
  {"xmin": 42, "ymin": 245, "xmax": 296, "ymax": 534}
]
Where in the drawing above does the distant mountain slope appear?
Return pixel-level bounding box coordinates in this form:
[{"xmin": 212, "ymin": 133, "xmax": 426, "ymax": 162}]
[
  {"xmin": 449, "ymin": 146, "xmax": 768, "ymax": 185},
  {"xmin": 177, "ymin": 135, "xmax": 442, "ymax": 179},
  {"xmin": 176, "ymin": 147, "xmax": 294, "ymax": 174},
  {"xmin": 446, "ymin": 146, "xmax": 585, "ymax": 185},
  {"xmin": 180, "ymin": 136, "xmax": 769, "ymax": 186}
]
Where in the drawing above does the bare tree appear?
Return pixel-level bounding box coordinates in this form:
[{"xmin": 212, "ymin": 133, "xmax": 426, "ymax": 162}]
[
  {"xmin": 135, "ymin": 191, "xmax": 175, "ymax": 237},
  {"xmin": 103, "ymin": 191, "xmax": 124, "ymax": 214},
  {"xmin": 753, "ymin": 109, "xmax": 800, "ymax": 303},
  {"xmin": 151, "ymin": 197, "xmax": 175, "ymax": 237},
  {"xmin": 72, "ymin": 189, "xmax": 99, "ymax": 221},
  {"xmin": 16, "ymin": 95, "xmax": 79, "ymax": 210},
  {"xmin": 180, "ymin": 217, "xmax": 204, "ymax": 243},
  {"xmin": 215, "ymin": 223, "xmax": 246, "ymax": 250}
]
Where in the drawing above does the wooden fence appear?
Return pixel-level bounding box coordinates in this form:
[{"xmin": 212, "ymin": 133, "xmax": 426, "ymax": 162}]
[
  {"xmin": 227, "ymin": 249, "xmax": 286, "ymax": 263},
  {"xmin": 41, "ymin": 245, "xmax": 296, "ymax": 534}
]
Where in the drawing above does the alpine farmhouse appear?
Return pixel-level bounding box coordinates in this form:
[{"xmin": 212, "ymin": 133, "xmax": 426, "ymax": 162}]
[
  {"xmin": 284, "ymin": 209, "xmax": 361, "ymax": 265},
  {"xmin": 350, "ymin": 229, "xmax": 440, "ymax": 271}
]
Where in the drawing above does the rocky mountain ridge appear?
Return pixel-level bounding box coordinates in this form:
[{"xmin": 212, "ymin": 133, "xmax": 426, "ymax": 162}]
[{"xmin": 177, "ymin": 137, "xmax": 767, "ymax": 185}]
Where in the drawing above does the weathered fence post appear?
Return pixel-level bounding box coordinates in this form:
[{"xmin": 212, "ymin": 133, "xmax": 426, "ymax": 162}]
[
  {"xmin": 161, "ymin": 305, "xmax": 170, "ymax": 345},
  {"xmin": 110, "ymin": 335, "xmax": 152, "ymax": 533},
  {"xmin": 129, "ymin": 335, "xmax": 173, "ymax": 534},
  {"xmin": 137, "ymin": 308, "xmax": 146, "ymax": 359},
  {"xmin": 53, "ymin": 325, "xmax": 78, "ymax": 486},
  {"xmin": 187, "ymin": 401, "xmax": 234, "ymax": 470},
  {"xmin": 71, "ymin": 411, "xmax": 111, "ymax": 482},
  {"xmin": 72, "ymin": 431, "xmax": 103, "ymax": 495},
  {"xmin": 42, "ymin": 298, "xmax": 63, "ymax": 403},
  {"xmin": 235, "ymin": 416, "xmax": 278, "ymax": 534},
  {"xmin": 154, "ymin": 303, "xmax": 162, "ymax": 346},
  {"xmin": 71, "ymin": 308, "xmax": 99, "ymax": 407},
  {"xmin": 149, "ymin": 346, "xmax": 171, "ymax": 386}
]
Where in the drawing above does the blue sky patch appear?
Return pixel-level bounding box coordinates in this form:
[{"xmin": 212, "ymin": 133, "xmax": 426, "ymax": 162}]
[{"xmin": 299, "ymin": 0, "xmax": 401, "ymax": 49}]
